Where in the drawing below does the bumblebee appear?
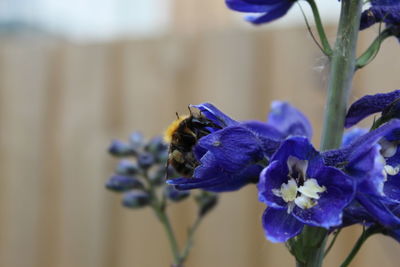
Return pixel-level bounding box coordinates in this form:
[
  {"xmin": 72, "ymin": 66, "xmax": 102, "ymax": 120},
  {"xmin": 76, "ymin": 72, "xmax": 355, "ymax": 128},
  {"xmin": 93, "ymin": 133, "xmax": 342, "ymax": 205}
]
[{"xmin": 164, "ymin": 109, "xmax": 221, "ymax": 177}]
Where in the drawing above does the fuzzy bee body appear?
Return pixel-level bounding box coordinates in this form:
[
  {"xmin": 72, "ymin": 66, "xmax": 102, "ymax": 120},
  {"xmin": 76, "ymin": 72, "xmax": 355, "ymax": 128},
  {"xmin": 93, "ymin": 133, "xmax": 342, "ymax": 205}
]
[{"xmin": 164, "ymin": 112, "xmax": 220, "ymax": 177}]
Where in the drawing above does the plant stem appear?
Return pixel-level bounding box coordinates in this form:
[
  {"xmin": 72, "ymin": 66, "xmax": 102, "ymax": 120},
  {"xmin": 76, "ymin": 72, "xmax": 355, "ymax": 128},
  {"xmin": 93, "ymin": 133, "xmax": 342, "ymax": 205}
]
[
  {"xmin": 306, "ymin": 0, "xmax": 332, "ymax": 56},
  {"xmin": 179, "ymin": 217, "xmax": 202, "ymax": 263},
  {"xmin": 339, "ymin": 227, "xmax": 379, "ymax": 267},
  {"xmin": 294, "ymin": 1, "xmax": 363, "ymax": 266},
  {"xmin": 320, "ymin": 0, "xmax": 363, "ymax": 151},
  {"xmin": 356, "ymin": 28, "xmax": 393, "ymax": 69},
  {"xmin": 153, "ymin": 205, "xmax": 181, "ymax": 265},
  {"xmin": 324, "ymin": 229, "xmax": 342, "ymax": 258}
]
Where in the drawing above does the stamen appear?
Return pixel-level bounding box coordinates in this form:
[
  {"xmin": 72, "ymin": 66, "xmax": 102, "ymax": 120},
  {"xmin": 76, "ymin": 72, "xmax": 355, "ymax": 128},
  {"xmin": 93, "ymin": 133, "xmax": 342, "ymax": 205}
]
[
  {"xmin": 294, "ymin": 195, "xmax": 317, "ymax": 209},
  {"xmin": 384, "ymin": 165, "xmax": 400, "ymax": 176},
  {"xmin": 379, "ymin": 138, "xmax": 398, "ymax": 158},
  {"xmin": 298, "ymin": 178, "xmax": 326, "ymax": 199}
]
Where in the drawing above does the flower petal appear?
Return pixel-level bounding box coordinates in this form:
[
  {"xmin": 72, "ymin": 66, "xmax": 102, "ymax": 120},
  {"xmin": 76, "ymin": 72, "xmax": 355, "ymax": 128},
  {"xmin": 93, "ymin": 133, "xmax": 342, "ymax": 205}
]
[
  {"xmin": 197, "ymin": 125, "xmax": 265, "ymax": 173},
  {"xmin": 345, "ymin": 90, "xmax": 400, "ymax": 128},
  {"xmin": 191, "ymin": 102, "xmax": 238, "ymax": 128},
  {"xmin": 226, "ymin": 0, "xmax": 284, "ymax": 13},
  {"xmin": 357, "ymin": 194, "xmax": 400, "ymax": 228},
  {"xmin": 246, "ymin": 2, "xmax": 293, "ymax": 24},
  {"xmin": 323, "ymin": 119, "xmax": 400, "ymax": 166},
  {"xmin": 384, "ymin": 174, "xmax": 400, "ymax": 203},
  {"xmin": 262, "ymin": 207, "xmax": 304, "ymax": 243},
  {"xmin": 267, "ymin": 101, "xmax": 312, "ymax": 139},
  {"xmin": 258, "ymin": 161, "xmax": 289, "ymax": 208}
]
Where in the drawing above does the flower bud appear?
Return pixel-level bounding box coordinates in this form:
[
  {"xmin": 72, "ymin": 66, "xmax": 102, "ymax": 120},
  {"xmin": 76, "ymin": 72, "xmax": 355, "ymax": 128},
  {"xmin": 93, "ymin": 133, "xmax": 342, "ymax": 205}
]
[
  {"xmin": 108, "ymin": 140, "xmax": 135, "ymax": 157},
  {"xmin": 165, "ymin": 185, "xmax": 190, "ymax": 202},
  {"xmin": 116, "ymin": 160, "xmax": 139, "ymax": 175},
  {"xmin": 122, "ymin": 191, "xmax": 150, "ymax": 208},
  {"xmin": 195, "ymin": 192, "xmax": 218, "ymax": 217},
  {"xmin": 138, "ymin": 152, "xmax": 155, "ymax": 169},
  {"xmin": 144, "ymin": 136, "xmax": 168, "ymax": 155},
  {"xmin": 105, "ymin": 175, "xmax": 144, "ymax": 192},
  {"xmin": 129, "ymin": 132, "xmax": 144, "ymax": 151}
]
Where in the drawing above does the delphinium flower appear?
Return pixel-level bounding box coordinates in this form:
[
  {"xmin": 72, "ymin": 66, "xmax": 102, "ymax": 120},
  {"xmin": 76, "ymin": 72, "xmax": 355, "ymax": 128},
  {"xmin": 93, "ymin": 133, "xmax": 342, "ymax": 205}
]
[
  {"xmin": 258, "ymin": 136, "xmax": 354, "ymax": 242},
  {"xmin": 168, "ymin": 101, "xmax": 312, "ymax": 192},
  {"xmin": 106, "ymin": 132, "xmax": 218, "ymax": 266},
  {"xmin": 360, "ymin": 0, "xmax": 400, "ymax": 40},
  {"xmin": 321, "ymin": 91, "xmax": 400, "ymax": 245}
]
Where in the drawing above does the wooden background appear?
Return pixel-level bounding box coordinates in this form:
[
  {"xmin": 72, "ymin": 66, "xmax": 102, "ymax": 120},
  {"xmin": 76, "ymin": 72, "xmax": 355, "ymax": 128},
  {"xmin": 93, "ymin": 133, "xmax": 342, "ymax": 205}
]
[{"xmin": 0, "ymin": 16, "xmax": 400, "ymax": 267}]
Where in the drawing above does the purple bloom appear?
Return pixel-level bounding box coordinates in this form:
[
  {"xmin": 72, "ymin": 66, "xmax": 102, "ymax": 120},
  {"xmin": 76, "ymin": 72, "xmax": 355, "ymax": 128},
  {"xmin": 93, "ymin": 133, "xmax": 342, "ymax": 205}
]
[
  {"xmin": 345, "ymin": 90, "xmax": 400, "ymax": 128},
  {"xmin": 168, "ymin": 102, "xmax": 311, "ymax": 192},
  {"xmin": 258, "ymin": 137, "xmax": 354, "ymax": 242},
  {"xmin": 324, "ymin": 120, "xmax": 400, "ymax": 229},
  {"xmin": 360, "ymin": 0, "xmax": 400, "ymax": 40},
  {"xmin": 225, "ymin": 0, "xmax": 296, "ymax": 25}
]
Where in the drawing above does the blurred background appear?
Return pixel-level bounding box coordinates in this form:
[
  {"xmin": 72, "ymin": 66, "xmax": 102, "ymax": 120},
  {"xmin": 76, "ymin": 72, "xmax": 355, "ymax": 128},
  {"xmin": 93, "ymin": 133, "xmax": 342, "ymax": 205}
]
[{"xmin": 0, "ymin": 0, "xmax": 399, "ymax": 266}]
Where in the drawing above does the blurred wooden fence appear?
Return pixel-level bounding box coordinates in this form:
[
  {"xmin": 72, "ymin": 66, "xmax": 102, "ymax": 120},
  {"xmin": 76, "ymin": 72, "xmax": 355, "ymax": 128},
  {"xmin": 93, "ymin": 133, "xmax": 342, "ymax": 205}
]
[{"xmin": 0, "ymin": 27, "xmax": 399, "ymax": 267}]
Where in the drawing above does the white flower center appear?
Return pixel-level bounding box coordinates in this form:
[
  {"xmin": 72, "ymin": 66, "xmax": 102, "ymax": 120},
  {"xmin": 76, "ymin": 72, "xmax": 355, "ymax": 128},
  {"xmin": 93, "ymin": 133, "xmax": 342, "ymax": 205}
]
[
  {"xmin": 272, "ymin": 156, "xmax": 326, "ymax": 213},
  {"xmin": 379, "ymin": 139, "xmax": 400, "ymax": 178},
  {"xmin": 379, "ymin": 138, "xmax": 398, "ymax": 158}
]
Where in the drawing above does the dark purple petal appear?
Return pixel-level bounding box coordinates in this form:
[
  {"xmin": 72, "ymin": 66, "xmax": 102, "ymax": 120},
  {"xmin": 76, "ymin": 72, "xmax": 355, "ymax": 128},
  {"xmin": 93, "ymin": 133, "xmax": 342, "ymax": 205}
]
[
  {"xmin": 293, "ymin": 166, "xmax": 355, "ymax": 228},
  {"xmin": 384, "ymin": 174, "xmax": 400, "ymax": 203},
  {"xmin": 357, "ymin": 194, "xmax": 400, "ymax": 228},
  {"xmin": 262, "ymin": 207, "xmax": 304, "ymax": 243},
  {"xmin": 197, "ymin": 125, "xmax": 265, "ymax": 173},
  {"xmin": 267, "ymin": 101, "xmax": 312, "ymax": 139},
  {"xmin": 324, "ymin": 119, "xmax": 400, "ymax": 166},
  {"xmin": 191, "ymin": 102, "xmax": 238, "ymax": 128},
  {"xmin": 242, "ymin": 120, "xmax": 284, "ymax": 140},
  {"xmin": 226, "ymin": 0, "xmax": 285, "ymax": 12},
  {"xmin": 168, "ymin": 164, "xmax": 262, "ymax": 192},
  {"xmin": 242, "ymin": 120, "xmax": 283, "ymax": 157},
  {"xmin": 342, "ymin": 200, "xmax": 375, "ymax": 227},
  {"xmin": 258, "ymin": 161, "xmax": 288, "ymax": 208},
  {"xmin": 246, "ymin": 2, "xmax": 293, "ymax": 24},
  {"xmin": 345, "ymin": 90, "xmax": 400, "ymax": 128}
]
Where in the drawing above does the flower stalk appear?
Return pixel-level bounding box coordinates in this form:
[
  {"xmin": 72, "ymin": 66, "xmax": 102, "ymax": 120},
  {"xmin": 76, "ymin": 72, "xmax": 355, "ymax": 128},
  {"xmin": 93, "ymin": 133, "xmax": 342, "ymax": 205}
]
[
  {"xmin": 293, "ymin": 0, "xmax": 363, "ymax": 266},
  {"xmin": 320, "ymin": 0, "xmax": 363, "ymax": 151}
]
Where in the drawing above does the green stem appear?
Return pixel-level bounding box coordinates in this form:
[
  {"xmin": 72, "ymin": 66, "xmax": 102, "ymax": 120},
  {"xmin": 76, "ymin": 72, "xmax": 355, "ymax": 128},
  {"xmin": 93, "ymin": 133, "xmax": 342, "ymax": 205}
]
[
  {"xmin": 153, "ymin": 205, "xmax": 181, "ymax": 265},
  {"xmin": 320, "ymin": 0, "xmax": 363, "ymax": 150},
  {"xmin": 306, "ymin": 0, "xmax": 333, "ymax": 56},
  {"xmin": 179, "ymin": 217, "xmax": 202, "ymax": 263},
  {"xmin": 294, "ymin": 1, "xmax": 363, "ymax": 266},
  {"xmin": 324, "ymin": 229, "xmax": 342, "ymax": 258},
  {"xmin": 340, "ymin": 227, "xmax": 379, "ymax": 267},
  {"xmin": 147, "ymin": 179, "xmax": 180, "ymax": 265},
  {"xmin": 356, "ymin": 28, "xmax": 393, "ymax": 69}
]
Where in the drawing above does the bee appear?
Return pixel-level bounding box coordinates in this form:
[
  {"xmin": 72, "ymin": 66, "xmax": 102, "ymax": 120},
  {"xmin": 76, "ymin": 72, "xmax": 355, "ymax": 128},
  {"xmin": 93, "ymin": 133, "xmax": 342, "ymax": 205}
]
[{"xmin": 164, "ymin": 108, "xmax": 221, "ymax": 177}]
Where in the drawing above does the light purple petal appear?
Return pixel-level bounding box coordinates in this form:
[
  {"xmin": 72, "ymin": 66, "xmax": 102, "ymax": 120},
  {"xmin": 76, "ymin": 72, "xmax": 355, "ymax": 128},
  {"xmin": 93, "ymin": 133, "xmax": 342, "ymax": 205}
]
[{"xmin": 267, "ymin": 101, "xmax": 312, "ymax": 139}]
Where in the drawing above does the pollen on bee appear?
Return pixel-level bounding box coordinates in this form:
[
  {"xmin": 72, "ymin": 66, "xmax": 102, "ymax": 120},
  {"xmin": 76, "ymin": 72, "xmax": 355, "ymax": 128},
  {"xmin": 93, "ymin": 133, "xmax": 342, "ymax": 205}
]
[{"xmin": 163, "ymin": 115, "xmax": 189, "ymax": 143}]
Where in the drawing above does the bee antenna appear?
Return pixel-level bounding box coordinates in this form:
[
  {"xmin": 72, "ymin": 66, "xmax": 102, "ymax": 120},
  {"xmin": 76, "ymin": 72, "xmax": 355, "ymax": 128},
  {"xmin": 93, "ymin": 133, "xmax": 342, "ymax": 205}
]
[
  {"xmin": 175, "ymin": 112, "xmax": 180, "ymax": 119},
  {"xmin": 187, "ymin": 105, "xmax": 193, "ymax": 116}
]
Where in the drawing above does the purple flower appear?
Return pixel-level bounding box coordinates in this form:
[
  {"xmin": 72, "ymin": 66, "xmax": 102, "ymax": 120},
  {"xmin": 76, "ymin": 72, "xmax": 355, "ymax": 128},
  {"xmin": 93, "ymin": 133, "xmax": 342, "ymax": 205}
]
[
  {"xmin": 360, "ymin": 0, "xmax": 400, "ymax": 40},
  {"xmin": 168, "ymin": 101, "xmax": 311, "ymax": 192},
  {"xmin": 258, "ymin": 137, "xmax": 354, "ymax": 242},
  {"xmin": 225, "ymin": 0, "xmax": 296, "ymax": 25},
  {"xmin": 324, "ymin": 120, "xmax": 400, "ymax": 229}
]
